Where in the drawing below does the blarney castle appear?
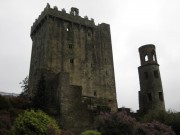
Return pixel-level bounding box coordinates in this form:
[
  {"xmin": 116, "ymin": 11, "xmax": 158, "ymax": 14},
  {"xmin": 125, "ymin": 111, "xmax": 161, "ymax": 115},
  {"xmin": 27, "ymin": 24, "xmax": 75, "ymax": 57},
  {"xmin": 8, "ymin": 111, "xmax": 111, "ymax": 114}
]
[
  {"xmin": 28, "ymin": 3, "xmax": 165, "ymax": 133},
  {"xmin": 29, "ymin": 3, "xmax": 117, "ymax": 133}
]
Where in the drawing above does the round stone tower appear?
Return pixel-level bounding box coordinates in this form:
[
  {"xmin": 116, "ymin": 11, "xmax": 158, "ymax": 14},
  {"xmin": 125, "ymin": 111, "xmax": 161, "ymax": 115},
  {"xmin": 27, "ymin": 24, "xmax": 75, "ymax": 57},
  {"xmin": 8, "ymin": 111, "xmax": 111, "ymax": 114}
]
[{"xmin": 138, "ymin": 44, "xmax": 165, "ymax": 114}]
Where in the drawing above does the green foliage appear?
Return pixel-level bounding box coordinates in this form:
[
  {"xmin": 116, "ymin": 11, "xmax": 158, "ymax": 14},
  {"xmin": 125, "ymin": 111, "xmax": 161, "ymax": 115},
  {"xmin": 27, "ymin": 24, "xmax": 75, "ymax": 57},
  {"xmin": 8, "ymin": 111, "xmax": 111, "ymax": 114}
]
[
  {"xmin": 19, "ymin": 76, "xmax": 29, "ymax": 97},
  {"xmin": 0, "ymin": 111, "xmax": 11, "ymax": 135},
  {"xmin": 0, "ymin": 95, "xmax": 12, "ymax": 109},
  {"xmin": 81, "ymin": 130, "xmax": 101, "ymax": 135},
  {"xmin": 0, "ymin": 95, "xmax": 31, "ymax": 110},
  {"xmin": 11, "ymin": 109, "xmax": 61, "ymax": 135},
  {"xmin": 142, "ymin": 110, "xmax": 180, "ymax": 135},
  {"xmin": 142, "ymin": 110, "xmax": 167, "ymax": 123},
  {"xmin": 0, "ymin": 109, "xmax": 24, "ymax": 135},
  {"xmin": 0, "ymin": 95, "xmax": 31, "ymax": 134}
]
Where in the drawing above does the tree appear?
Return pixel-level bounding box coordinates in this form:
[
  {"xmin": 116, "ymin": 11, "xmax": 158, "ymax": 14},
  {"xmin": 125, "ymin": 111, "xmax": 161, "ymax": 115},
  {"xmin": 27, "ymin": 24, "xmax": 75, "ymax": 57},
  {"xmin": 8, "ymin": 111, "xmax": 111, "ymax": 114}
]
[
  {"xmin": 11, "ymin": 109, "xmax": 61, "ymax": 135},
  {"xmin": 19, "ymin": 76, "xmax": 29, "ymax": 97}
]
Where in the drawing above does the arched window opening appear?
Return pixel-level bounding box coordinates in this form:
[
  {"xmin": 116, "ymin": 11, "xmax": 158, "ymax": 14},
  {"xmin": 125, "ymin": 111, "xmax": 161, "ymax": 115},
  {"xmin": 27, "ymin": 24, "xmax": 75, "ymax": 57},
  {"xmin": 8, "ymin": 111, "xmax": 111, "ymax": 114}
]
[
  {"xmin": 153, "ymin": 55, "xmax": 156, "ymax": 61},
  {"xmin": 66, "ymin": 27, "xmax": 70, "ymax": 32},
  {"xmin": 145, "ymin": 55, "xmax": 148, "ymax": 61},
  {"xmin": 151, "ymin": 51, "xmax": 156, "ymax": 61}
]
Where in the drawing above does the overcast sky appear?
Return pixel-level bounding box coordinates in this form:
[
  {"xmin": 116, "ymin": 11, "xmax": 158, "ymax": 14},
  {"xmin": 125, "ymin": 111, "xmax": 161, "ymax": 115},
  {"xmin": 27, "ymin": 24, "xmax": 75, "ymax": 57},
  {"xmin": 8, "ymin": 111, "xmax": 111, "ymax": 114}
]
[{"xmin": 0, "ymin": 0, "xmax": 180, "ymax": 112}]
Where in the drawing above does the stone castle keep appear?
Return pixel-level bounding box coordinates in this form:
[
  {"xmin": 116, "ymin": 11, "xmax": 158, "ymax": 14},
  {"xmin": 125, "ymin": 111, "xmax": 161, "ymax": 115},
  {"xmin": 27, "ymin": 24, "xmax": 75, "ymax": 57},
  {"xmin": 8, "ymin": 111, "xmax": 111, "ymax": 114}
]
[
  {"xmin": 28, "ymin": 3, "xmax": 165, "ymax": 132},
  {"xmin": 29, "ymin": 3, "xmax": 117, "ymax": 132}
]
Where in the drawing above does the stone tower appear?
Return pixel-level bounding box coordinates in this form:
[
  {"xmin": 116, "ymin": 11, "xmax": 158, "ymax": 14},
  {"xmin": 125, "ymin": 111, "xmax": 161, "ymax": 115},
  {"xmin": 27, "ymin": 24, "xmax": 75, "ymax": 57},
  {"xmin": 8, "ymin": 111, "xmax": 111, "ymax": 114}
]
[
  {"xmin": 138, "ymin": 44, "xmax": 165, "ymax": 114},
  {"xmin": 28, "ymin": 3, "xmax": 117, "ymax": 132}
]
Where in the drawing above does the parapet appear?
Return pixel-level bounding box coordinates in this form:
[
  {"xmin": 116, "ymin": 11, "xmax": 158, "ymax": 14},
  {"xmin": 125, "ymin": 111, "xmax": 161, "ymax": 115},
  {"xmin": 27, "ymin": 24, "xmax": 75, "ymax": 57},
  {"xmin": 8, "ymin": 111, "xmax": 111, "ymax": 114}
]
[
  {"xmin": 138, "ymin": 44, "xmax": 155, "ymax": 53},
  {"xmin": 31, "ymin": 3, "xmax": 95, "ymax": 36}
]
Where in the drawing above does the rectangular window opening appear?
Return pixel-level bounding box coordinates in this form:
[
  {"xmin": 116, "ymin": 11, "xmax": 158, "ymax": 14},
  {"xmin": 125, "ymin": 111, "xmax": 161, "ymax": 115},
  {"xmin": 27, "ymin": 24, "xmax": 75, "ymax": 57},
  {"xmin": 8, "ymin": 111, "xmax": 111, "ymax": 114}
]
[
  {"xmin": 144, "ymin": 72, "xmax": 148, "ymax": 79},
  {"xmin": 70, "ymin": 59, "xmax": 74, "ymax": 64},
  {"xmin": 94, "ymin": 91, "xmax": 97, "ymax": 96},
  {"xmin": 154, "ymin": 71, "xmax": 159, "ymax": 78},
  {"xmin": 147, "ymin": 93, "xmax": 152, "ymax": 102},
  {"xmin": 69, "ymin": 44, "xmax": 73, "ymax": 49},
  {"xmin": 106, "ymin": 71, "xmax": 108, "ymax": 75},
  {"xmin": 159, "ymin": 92, "xmax": 163, "ymax": 101}
]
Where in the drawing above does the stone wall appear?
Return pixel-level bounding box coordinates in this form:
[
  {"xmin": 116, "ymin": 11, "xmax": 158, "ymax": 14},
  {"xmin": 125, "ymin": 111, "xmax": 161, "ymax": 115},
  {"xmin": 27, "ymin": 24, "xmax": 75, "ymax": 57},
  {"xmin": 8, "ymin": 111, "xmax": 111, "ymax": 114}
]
[{"xmin": 29, "ymin": 3, "xmax": 117, "ymax": 112}]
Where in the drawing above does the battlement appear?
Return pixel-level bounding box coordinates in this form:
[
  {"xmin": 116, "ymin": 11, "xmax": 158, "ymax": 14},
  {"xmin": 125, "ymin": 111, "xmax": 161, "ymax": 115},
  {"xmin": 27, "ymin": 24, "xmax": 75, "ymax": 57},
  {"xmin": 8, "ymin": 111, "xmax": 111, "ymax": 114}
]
[
  {"xmin": 31, "ymin": 3, "xmax": 95, "ymax": 36},
  {"xmin": 138, "ymin": 44, "xmax": 155, "ymax": 53}
]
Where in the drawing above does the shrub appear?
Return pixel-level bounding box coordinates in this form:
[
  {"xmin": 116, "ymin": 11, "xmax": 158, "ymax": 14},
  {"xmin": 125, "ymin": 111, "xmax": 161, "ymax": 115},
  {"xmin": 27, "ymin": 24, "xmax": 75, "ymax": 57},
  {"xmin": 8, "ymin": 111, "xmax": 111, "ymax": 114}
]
[
  {"xmin": 0, "ymin": 109, "xmax": 25, "ymax": 135},
  {"xmin": 0, "ymin": 95, "xmax": 31, "ymax": 110},
  {"xmin": 81, "ymin": 130, "xmax": 101, "ymax": 135},
  {"xmin": 95, "ymin": 109, "xmax": 176, "ymax": 135},
  {"xmin": 0, "ymin": 111, "xmax": 11, "ymax": 135},
  {"xmin": 95, "ymin": 110, "xmax": 136, "ymax": 135},
  {"xmin": 135, "ymin": 121, "xmax": 175, "ymax": 135},
  {"xmin": 142, "ymin": 110, "xmax": 180, "ymax": 134},
  {"xmin": 9, "ymin": 96, "xmax": 32, "ymax": 109},
  {"xmin": 0, "ymin": 95, "xmax": 12, "ymax": 109},
  {"xmin": 11, "ymin": 109, "xmax": 61, "ymax": 135},
  {"xmin": 60, "ymin": 130, "xmax": 76, "ymax": 135}
]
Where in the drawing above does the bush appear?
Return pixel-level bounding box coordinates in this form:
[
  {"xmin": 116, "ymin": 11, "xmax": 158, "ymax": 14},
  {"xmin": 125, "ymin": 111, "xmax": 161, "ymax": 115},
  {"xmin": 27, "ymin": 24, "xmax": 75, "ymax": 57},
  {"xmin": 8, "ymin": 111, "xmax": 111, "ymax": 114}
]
[
  {"xmin": 0, "ymin": 109, "xmax": 24, "ymax": 135},
  {"xmin": 142, "ymin": 110, "xmax": 180, "ymax": 134},
  {"xmin": 95, "ymin": 109, "xmax": 176, "ymax": 135},
  {"xmin": 0, "ymin": 95, "xmax": 31, "ymax": 110},
  {"xmin": 9, "ymin": 96, "xmax": 32, "ymax": 109},
  {"xmin": 135, "ymin": 121, "xmax": 175, "ymax": 135},
  {"xmin": 11, "ymin": 109, "xmax": 61, "ymax": 135},
  {"xmin": 0, "ymin": 95, "xmax": 12, "ymax": 109},
  {"xmin": 60, "ymin": 130, "xmax": 76, "ymax": 135},
  {"xmin": 81, "ymin": 130, "xmax": 101, "ymax": 135},
  {"xmin": 95, "ymin": 110, "xmax": 136, "ymax": 135},
  {"xmin": 0, "ymin": 111, "xmax": 11, "ymax": 135}
]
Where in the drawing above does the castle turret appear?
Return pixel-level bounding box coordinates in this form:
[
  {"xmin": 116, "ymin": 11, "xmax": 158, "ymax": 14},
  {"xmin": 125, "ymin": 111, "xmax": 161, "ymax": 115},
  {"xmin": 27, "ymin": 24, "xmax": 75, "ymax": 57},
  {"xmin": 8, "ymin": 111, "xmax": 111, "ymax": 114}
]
[{"xmin": 138, "ymin": 44, "xmax": 165, "ymax": 114}]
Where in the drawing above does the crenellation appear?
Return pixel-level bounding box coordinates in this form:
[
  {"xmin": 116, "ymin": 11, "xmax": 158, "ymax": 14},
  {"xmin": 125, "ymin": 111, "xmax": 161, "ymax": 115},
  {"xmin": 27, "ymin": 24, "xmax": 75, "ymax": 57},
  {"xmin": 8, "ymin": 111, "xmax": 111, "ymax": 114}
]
[
  {"xmin": 84, "ymin": 15, "xmax": 88, "ymax": 20},
  {"xmin": 70, "ymin": 7, "xmax": 79, "ymax": 16},
  {"xmin": 53, "ymin": 6, "xmax": 58, "ymax": 11},
  {"xmin": 31, "ymin": 4, "xmax": 95, "ymax": 37},
  {"xmin": 46, "ymin": 3, "xmax": 50, "ymax": 9},
  {"xmin": 61, "ymin": 8, "xmax": 66, "ymax": 13}
]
